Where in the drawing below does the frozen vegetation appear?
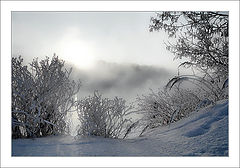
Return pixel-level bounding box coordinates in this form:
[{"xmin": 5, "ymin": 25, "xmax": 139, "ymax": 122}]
[
  {"xmin": 11, "ymin": 11, "xmax": 229, "ymax": 157},
  {"xmin": 12, "ymin": 99, "xmax": 228, "ymax": 156}
]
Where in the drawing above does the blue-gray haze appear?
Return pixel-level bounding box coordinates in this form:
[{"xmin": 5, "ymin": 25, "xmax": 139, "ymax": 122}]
[{"xmin": 12, "ymin": 12, "xmax": 184, "ymax": 101}]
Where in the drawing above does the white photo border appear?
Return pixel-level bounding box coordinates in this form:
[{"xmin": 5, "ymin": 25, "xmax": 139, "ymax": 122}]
[{"xmin": 1, "ymin": 1, "xmax": 239, "ymax": 167}]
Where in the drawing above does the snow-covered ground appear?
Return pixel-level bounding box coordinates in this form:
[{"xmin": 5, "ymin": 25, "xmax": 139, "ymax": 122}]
[{"xmin": 12, "ymin": 99, "xmax": 228, "ymax": 156}]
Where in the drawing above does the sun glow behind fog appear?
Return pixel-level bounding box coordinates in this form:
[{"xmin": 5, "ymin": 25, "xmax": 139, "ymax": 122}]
[{"xmin": 57, "ymin": 28, "xmax": 96, "ymax": 70}]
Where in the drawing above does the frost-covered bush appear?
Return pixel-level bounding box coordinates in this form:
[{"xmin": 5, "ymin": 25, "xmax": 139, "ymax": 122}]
[
  {"xmin": 135, "ymin": 11, "xmax": 229, "ymax": 135},
  {"xmin": 149, "ymin": 11, "xmax": 228, "ymax": 103},
  {"xmin": 76, "ymin": 91, "xmax": 133, "ymax": 138},
  {"xmin": 137, "ymin": 87, "xmax": 202, "ymax": 129},
  {"xmin": 12, "ymin": 56, "xmax": 35, "ymax": 138},
  {"xmin": 12, "ymin": 55, "xmax": 80, "ymax": 138},
  {"xmin": 166, "ymin": 73, "xmax": 228, "ymax": 102}
]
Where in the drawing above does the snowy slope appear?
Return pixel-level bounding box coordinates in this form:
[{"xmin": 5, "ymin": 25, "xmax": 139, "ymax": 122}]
[{"xmin": 12, "ymin": 99, "xmax": 228, "ymax": 156}]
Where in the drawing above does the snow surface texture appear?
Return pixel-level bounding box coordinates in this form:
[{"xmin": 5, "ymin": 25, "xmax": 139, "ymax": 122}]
[{"xmin": 12, "ymin": 100, "xmax": 228, "ymax": 156}]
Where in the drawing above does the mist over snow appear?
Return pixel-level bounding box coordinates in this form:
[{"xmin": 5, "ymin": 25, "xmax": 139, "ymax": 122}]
[
  {"xmin": 67, "ymin": 60, "xmax": 175, "ymax": 101},
  {"xmin": 11, "ymin": 11, "xmax": 184, "ymax": 102},
  {"xmin": 10, "ymin": 10, "xmax": 231, "ymax": 162}
]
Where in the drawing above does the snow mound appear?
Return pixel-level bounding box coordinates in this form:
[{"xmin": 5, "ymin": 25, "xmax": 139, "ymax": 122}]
[
  {"xmin": 141, "ymin": 99, "xmax": 228, "ymax": 156},
  {"xmin": 12, "ymin": 99, "xmax": 228, "ymax": 156}
]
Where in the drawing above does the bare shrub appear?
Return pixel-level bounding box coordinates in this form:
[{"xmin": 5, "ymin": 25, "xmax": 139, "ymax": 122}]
[
  {"xmin": 76, "ymin": 91, "xmax": 133, "ymax": 138},
  {"xmin": 12, "ymin": 55, "xmax": 80, "ymax": 138},
  {"xmin": 165, "ymin": 74, "xmax": 228, "ymax": 102},
  {"xmin": 149, "ymin": 11, "xmax": 228, "ymax": 102},
  {"xmin": 137, "ymin": 87, "xmax": 202, "ymax": 130}
]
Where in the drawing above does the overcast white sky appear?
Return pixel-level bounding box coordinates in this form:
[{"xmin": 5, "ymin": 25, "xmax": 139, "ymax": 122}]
[
  {"xmin": 12, "ymin": 12, "xmax": 182, "ymax": 68},
  {"xmin": 12, "ymin": 12, "xmax": 183, "ymax": 100}
]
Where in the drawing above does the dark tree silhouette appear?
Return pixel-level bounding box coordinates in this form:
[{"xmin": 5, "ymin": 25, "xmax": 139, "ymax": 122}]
[{"xmin": 150, "ymin": 11, "xmax": 228, "ymax": 80}]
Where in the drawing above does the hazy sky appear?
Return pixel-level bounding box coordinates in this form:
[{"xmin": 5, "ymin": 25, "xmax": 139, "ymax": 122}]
[{"xmin": 12, "ymin": 12, "xmax": 183, "ymax": 101}]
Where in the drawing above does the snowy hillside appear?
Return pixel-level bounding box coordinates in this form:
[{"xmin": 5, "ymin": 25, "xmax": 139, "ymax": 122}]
[{"xmin": 12, "ymin": 99, "xmax": 228, "ymax": 156}]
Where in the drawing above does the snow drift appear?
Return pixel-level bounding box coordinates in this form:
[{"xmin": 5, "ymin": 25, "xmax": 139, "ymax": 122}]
[{"xmin": 12, "ymin": 99, "xmax": 228, "ymax": 156}]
